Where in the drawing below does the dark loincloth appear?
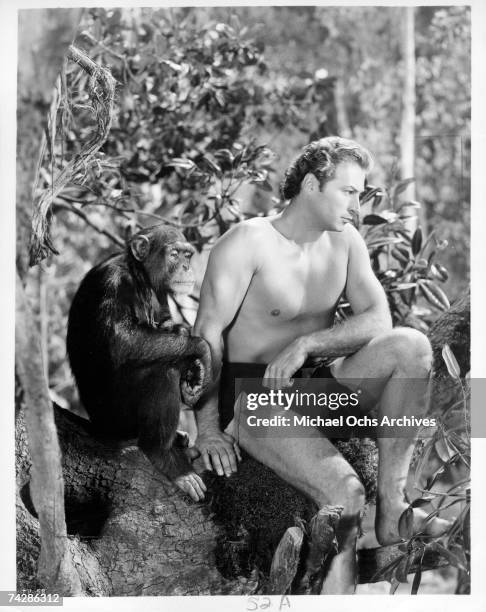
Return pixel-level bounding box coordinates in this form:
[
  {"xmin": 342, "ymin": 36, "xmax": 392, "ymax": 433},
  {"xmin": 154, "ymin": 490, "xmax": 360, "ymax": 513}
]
[{"xmin": 218, "ymin": 360, "xmax": 346, "ymax": 431}]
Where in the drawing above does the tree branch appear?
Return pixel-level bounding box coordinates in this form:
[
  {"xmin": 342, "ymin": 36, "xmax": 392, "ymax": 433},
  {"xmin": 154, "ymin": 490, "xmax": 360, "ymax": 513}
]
[{"xmin": 30, "ymin": 45, "xmax": 116, "ymax": 265}]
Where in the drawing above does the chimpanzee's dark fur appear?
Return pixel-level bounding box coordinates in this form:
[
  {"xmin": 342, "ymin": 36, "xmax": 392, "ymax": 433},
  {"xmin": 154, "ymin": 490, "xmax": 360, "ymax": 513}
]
[{"xmin": 67, "ymin": 225, "xmax": 211, "ymax": 482}]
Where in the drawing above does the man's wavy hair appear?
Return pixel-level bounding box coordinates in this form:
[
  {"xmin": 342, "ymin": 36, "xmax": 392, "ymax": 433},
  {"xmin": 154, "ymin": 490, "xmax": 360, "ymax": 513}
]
[{"xmin": 280, "ymin": 136, "xmax": 373, "ymax": 201}]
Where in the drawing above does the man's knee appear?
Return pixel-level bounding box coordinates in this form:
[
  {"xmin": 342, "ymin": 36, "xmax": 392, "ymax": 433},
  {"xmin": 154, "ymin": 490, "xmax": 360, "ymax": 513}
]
[
  {"xmin": 379, "ymin": 327, "xmax": 432, "ymax": 375},
  {"xmin": 317, "ymin": 473, "xmax": 366, "ymax": 516}
]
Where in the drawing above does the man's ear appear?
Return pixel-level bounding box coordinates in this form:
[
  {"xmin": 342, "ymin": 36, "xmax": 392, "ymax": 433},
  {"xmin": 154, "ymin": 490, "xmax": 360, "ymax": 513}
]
[
  {"xmin": 130, "ymin": 234, "xmax": 150, "ymax": 261},
  {"xmin": 302, "ymin": 172, "xmax": 319, "ymax": 192}
]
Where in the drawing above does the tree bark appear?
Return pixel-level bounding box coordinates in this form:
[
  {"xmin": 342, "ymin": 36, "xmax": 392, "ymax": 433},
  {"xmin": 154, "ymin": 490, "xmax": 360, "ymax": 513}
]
[{"xmin": 16, "ymin": 273, "xmax": 82, "ymax": 595}]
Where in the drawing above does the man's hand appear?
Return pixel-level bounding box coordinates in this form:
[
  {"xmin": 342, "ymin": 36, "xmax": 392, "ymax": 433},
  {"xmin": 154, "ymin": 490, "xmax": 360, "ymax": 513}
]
[
  {"xmin": 263, "ymin": 338, "xmax": 308, "ymax": 389},
  {"xmin": 195, "ymin": 429, "xmax": 241, "ymax": 477}
]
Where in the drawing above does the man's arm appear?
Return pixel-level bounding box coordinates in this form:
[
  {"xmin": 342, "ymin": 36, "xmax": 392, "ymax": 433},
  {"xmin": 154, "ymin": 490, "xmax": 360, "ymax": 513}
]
[
  {"xmin": 264, "ymin": 225, "xmax": 392, "ymax": 384},
  {"xmin": 193, "ymin": 223, "xmax": 258, "ymax": 476}
]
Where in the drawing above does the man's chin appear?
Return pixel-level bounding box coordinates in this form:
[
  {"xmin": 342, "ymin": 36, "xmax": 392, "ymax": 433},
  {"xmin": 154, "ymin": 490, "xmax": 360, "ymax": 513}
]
[{"xmin": 329, "ymin": 224, "xmax": 346, "ymax": 232}]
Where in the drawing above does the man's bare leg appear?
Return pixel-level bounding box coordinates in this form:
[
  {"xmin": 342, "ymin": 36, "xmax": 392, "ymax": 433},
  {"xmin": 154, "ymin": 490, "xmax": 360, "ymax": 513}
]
[
  {"xmin": 225, "ymin": 401, "xmax": 364, "ymax": 595},
  {"xmin": 332, "ymin": 327, "xmax": 451, "ymax": 545}
]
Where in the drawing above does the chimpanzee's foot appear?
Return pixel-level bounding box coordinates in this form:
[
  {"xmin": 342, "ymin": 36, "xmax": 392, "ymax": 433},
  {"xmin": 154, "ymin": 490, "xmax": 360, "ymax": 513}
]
[
  {"xmin": 174, "ymin": 471, "xmax": 206, "ymax": 502},
  {"xmin": 375, "ymin": 496, "xmax": 452, "ymax": 545}
]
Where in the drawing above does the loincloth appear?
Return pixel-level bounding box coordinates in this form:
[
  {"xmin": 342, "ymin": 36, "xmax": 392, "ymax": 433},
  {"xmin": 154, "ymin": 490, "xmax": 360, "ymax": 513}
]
[{"xmin": 218, "ymin": 360, "xmax": 346, "ymax": 431}]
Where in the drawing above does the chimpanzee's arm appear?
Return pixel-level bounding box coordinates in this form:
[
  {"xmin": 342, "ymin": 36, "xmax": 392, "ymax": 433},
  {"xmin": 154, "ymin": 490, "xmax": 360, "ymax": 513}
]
[{"xmin": 111, "ymin": 320, "xmax": 211, "ymax": 370}]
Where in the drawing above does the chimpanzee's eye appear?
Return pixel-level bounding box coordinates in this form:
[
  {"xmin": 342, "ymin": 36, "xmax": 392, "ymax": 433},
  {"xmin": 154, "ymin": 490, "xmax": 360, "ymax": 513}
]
[
  {"xmin": 184, "ymin": 250, "xmax": 192, "ymax": 259},
  {"xmin": 169, "ymin": 250, "xmax": 179, "ymax": 259}
]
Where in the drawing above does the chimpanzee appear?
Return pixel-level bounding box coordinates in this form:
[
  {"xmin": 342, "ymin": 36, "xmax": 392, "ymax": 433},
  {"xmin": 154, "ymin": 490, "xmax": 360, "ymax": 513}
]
[{"xmin": 67, "ymin": 224, "xmax": 212, "ymax": 501}]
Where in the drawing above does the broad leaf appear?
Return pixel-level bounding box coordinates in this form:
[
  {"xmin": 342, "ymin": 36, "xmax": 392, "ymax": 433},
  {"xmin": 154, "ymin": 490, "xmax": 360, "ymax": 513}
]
[
  {"xmin": 411, "ymin": 228, "xmax": 422, "ymax": 255},
  {"xmin": 363, "ymin": 214, "xmax": 389, "ymax": 225},
  {"xmin": 398, "ymin": 506, "xmax": 414, "ymax": 540},
  {"xmin": 442, "ymin": 344, "xmax": 461, "ymax": 379}
]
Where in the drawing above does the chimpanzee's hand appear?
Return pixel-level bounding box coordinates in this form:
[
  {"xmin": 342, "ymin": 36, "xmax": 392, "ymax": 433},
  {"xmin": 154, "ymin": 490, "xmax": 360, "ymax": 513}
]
[
  {"xmin": 160, "ymin": 321, "xmax": 190, "ymax": 336},
  {"xmin": 174, "ymin": 471, "xmax": 207, "ymax": 502},
  {"xmin": 195, "ymin": 430, "xmax": 241, "ymax": 477},
  {"xmin": 181, "ymin": 358, "xmax": 204, "ymax": 407}
]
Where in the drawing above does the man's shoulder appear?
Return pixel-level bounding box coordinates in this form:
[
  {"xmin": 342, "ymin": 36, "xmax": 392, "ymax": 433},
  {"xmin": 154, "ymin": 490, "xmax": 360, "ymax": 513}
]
[
  {"xmin": 215, "ymin": 217, "xmax": 272, "ymax": 250},
  {"xmin": 340, "ymin": 223, "xmax": 366, "ymax": 249}
]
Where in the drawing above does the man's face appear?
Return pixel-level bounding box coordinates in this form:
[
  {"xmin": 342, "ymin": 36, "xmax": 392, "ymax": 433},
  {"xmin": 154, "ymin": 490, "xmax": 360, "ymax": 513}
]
[{"xmin": 306, "ymin": 162, "xmax": 366, "ymax": 232}]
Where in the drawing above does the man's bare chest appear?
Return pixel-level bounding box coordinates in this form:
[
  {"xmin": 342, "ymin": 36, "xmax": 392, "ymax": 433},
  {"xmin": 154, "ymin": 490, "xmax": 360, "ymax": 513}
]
[{"xmin": 245, "ymin": 244, "xmax": 348, "ymax": 321}]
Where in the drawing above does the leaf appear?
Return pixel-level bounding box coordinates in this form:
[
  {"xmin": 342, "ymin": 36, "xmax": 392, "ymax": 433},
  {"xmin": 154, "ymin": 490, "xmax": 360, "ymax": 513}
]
[
  {"xmin": 363, "ymin": 214, "xmax": 389, "ymax": 225},
  {"xmin": 391, "ymin": 247, "xmax": 409, "ymax": 265},
  {"xmin": 395, "ymin": 229, "xmax": 412, "ymax": 243},
  {"xmin": 160, "ymin": 59, "xmax": 182, "ymax": 72},
  {"xmin": 410, "ymin": 497, "xmax": 434, "ymax": 508},
  {"xmin": 201, "ymin": 155, "xmax": 222, "ymax": 177},
  {"xmin": 397, "ymin": 200, "xmax": 422, "ymax": 212},
  {"xmin": 214, "ymin": 148, "xmax": 234, "ymax": 166},
  {"xmin": 257, "ymin": 179, "xmax": 273, "ymax": 192},
  {"xmin": 411, "ymin": 567, "xmax": 422, "ymax": 594},
  {"xmin": 424, "ymin": 281, "xmax": 450, "ymax": 309},
  {"xmin": 169, "ymin": 158, "xmax": 196, "ymax": 170},
  {"xmin": 214, "ymin": 89, "xmax": 226, "ymax": 107},
  {"xmin": 442, "ymin": 344, "xmax": 461, "ymax": 379},
  {"xmin": 393, "ymin": 177, "xmax": 416, "ymax": 198},
  {"xmin": 418, "ymin": 280, "xmax": 450, "ymax": 311},
  {"xmin": 251, "ymin": 178, "xmax": 273, "ymax": 192},
  {"xmin": 427, "ymin": 541, "xmax": 468, "ymax": 572},
  {"xmin": 371, "ymin": 554, "xmax": 403, "ymax": 582},
  {"xmin": 395, "ymin": 555, "xmax": 410, "ymax": 583},
  {"xmin": 389, "ymin": 577, "xmax": 401, "ymax": 594},
  {"xmin": 398, "ymin": 506, "xmax": 414, "ymax": 540},
  {"xmin": 360, "ymin": 186, "xmax": 383, "ymax": 205},
  {"xmin": 372, "ymin": 194, "xmax": 384, "ymax": 210},
  {"xmin": 367, "ymin": 237, "xmax": 404, "ymax": 249},
  {"xmin": 435, "ymin": 434, "xmax": 456, "ymax": 462},
  {"xmin": 411, "ymin": 228, "xmax": 422, "ymax": 255},
  {"xmin": 436, "ymin": 264, "xmax": 449, "ymax": 282}
]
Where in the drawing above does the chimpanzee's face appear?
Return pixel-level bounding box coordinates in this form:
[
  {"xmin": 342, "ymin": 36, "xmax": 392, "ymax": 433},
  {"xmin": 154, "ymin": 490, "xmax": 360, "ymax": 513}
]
[
  {"xmin": 130, "ymin": 226, "xmax": 196, "ymax": 297},
  {"xmin": 162, "ymin": 240, "xmax": 196, "ymax": 296}
]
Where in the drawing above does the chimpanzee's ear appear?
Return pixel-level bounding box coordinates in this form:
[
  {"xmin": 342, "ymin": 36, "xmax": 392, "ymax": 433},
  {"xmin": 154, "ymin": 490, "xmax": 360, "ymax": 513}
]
[{"xmin": 130, "ymin": 234, "xmax": 150, "ymax": 261}]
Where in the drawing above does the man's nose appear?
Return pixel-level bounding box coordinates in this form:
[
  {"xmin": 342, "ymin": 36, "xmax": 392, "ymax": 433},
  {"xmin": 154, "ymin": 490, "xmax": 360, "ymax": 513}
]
[{"xmin": 348, "ymin": 196, "xmax": 360, "ymax": 213}]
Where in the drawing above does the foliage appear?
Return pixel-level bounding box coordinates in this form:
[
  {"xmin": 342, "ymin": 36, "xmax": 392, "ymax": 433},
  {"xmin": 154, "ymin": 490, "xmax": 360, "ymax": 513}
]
[
  {"xmin": 40, "ymin": 8, "xmax": 336, "ymax": 252},
  {"xmin": 372, "ymin": 344, "xmax": 470, "ymax": 594},
  {"xmin": 415, "ymin": 7, "xmax": 470, "ymax": 296},
  {"xmin": 337, "ymin": 176, "xmax": 451, "ymax": 332}
]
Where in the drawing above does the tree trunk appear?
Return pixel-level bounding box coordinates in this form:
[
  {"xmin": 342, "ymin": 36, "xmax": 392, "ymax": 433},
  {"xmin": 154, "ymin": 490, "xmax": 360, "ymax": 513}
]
[
  {"xmin": 400, "ymin": 6, "xmax": 416, "ymax": 203},
  {"xmin": 16, "ymin": 8, "xmax": 84, "ymax": 594}
]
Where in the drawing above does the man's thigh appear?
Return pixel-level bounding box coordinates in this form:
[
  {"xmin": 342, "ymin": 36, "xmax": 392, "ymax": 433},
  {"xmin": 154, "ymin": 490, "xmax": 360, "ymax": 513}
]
[
  {"xmin": 233, "ymin": 410, "xmax": 360, "ymax": 507},
  {"xmin": 330, "ymin": 333, "xmax": 397, "ymax": 404}
]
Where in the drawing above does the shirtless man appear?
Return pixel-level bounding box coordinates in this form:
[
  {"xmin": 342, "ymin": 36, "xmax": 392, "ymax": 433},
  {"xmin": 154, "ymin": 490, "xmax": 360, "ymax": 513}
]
[{"xmin": 193, "ymin": 137, "xmax": 449, "ymax": 593}]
